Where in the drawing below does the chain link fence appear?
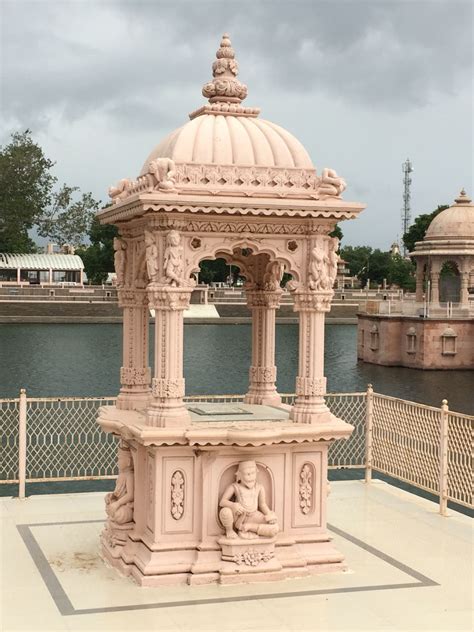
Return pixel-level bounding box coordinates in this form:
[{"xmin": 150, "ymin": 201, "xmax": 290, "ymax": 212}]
[{"xmin": 1, "ymin": 389, "xmax": 472, "ymax": 514}]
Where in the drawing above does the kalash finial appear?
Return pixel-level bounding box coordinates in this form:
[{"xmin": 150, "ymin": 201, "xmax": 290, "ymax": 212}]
[
  {"xmin": 455, "ymin": 188, "xmax": 471, "ymax": 204},
  {"xmin": 202, "ymin": 33, "xmax": 248, "ymax": 104}
]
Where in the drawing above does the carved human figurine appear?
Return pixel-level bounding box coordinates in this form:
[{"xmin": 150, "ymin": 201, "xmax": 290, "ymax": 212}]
[
  {"xmin": 144, "ymin": 230, "xmax": 159, "ymax": 283},
  {"xmin": 146, "ymin": 158, "xmax": 177, "ymax": 192},
  {"xmin": 109, "ymin": 178, "xmax": 131, "ymax": 202},
  {"xmin": 318, "ymin": 168, "xmax": 347, "ymax": 197},
  {"xmin": 113, "ymin": 237, "xmax": 127, "ymax": 286},
  {"xmin": 263, "ymin": 261, "xmax": 284, "ymax": 291},
  {"xmin": 325, "ymin": 237, "xmax": 339, "ymax": 290},
  {"xmin": 105, "ymin": 446, "xmax": 134, "ymax": 524},
  {"xmin": 219, "ymin": 460, "xmax": 279, "ymax": 539},
  {"xmin": 163, "ymin": 230, "xmax": 184, "ymax": 286},
  {"xmin": 309, "ymin": 243, "xmax": 327, "ymax": 291}
]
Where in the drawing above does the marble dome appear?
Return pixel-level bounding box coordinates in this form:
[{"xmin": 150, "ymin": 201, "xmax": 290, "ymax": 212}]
[
  {"xmin": 108, "ymin": 33, "xmax": 349, "ymax": 204},
  {"xmin": 140, "ymin": 115, "xmax": 314, "ymax": 173},
  {"xmin": 424, "ymin": 190, "xmax": 474, "ymax": 241},
  {"xmin": 140, "ymin": 33, "xmax": 314, "ymax": 175}
]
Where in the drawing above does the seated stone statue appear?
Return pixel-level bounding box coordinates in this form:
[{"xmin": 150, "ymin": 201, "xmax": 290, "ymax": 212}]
[
  {"xmin": 219, "ymin": 460, "xmax": 279, "ymax": 539},
  {"xmin": 105, "ymin": 446, "xmax": 134, "ymax": 525}
]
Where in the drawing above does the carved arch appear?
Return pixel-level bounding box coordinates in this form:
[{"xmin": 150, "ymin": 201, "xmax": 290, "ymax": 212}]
[{"xmin": 183, "ymin": 235, "xmax": 303, "ymax": 283}]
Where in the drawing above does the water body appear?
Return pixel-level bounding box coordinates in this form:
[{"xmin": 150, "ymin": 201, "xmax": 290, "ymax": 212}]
[{"xmin": 0, "ymin": 323, "xmax": 472, "ymax": 414}]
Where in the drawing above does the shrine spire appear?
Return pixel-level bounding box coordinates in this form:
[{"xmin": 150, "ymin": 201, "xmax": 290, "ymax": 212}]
[{"xmin": 201, "ymin": 33, "xmax": 248, "ymax": 104}]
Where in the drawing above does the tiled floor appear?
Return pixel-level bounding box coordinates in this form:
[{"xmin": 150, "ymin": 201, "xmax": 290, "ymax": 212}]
[{"xmin": 1, "ymin": 481, "xmax": 472, "ymax": 631}]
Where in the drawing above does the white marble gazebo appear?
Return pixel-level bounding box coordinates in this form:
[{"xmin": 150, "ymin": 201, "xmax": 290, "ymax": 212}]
[{"xmin": 97, "ymin": 34, "xmax": 365, "ymax": 586}]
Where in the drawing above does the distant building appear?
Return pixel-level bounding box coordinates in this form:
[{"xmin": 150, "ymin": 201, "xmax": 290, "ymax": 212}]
[
  {"xmin": 335, "ymin": 257, "xmax": 359, "ymax": 289},
  {"xmin": 0, "ymin": 253, "xmax": 84, "ymax": 285},
  {"xmin": 357, "ymin": 191, "xmax": 473, "ymax": 370},
  {"xmin": 390, "ymin": 241, "xmax": 400, "ymax": 257}
]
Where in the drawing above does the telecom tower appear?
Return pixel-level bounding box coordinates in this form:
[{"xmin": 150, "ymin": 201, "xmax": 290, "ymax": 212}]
[{"xmin": 401, "ymin": 158, "xmax": 413, "ymax": 255}]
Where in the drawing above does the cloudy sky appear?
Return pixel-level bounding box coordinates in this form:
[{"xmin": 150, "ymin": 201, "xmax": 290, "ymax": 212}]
[{"xmin": 1, "ymin": 0, "xmax": 472, "ymax": 248}]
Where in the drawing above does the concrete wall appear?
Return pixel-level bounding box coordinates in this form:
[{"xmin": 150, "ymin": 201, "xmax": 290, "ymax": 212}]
[{"xmin": 357, "ymin": 315, "xmax": 474, "ymax": 369}]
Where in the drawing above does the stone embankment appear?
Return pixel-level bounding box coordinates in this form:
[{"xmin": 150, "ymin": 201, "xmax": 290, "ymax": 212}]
[{"xmin": 0, "ymin": 297, "xmax": 359, "ymax": 324}]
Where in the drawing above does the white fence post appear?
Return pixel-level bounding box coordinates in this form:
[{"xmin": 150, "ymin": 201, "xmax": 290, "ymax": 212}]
[
  {"xmin": 365, "ymin": 384, "xmax": 374, "ymax": 483},
  {"xmin": 18, "ymin": 388, "xmax": 27, "ymax": 500},
  {"xmin": 439, "ymin": 399, "xmax": 449, "ymax": 516}
]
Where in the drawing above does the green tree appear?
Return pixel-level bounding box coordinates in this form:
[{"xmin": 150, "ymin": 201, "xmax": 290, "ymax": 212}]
[
  {"xmin": 199, "ymin": 258, "xmax": 235, "ymax": 284},
  {"xmin": 0, "ymin": 130, "xmax": 100, "ymax": 252},
  {"xmin": 365, "ymin": 249, "xmax": 392, "ymax": 286},
  {"xmin": 36, "ymin": 185, "xmax": 99, "ymax": 247},
  {"xmin": 76, "ymin": 216, "xmax": 117, "ymax": 284},
  {"xmin": 329, "ymin": 224, "xmax": 343, "ymax": 242},
  {"xmin": 403, "ymin": 205, "xmax": 448, "ymax": 253},
  {"xmin": 0, "ymin": 130, "xmax": 55, "ymax": 252},
  {"xmin": 387, "ymin": 254, "xmax": 415, "ymax": 290},
  {"xmin": 340, "ymin": 245, "xmax": 372, "ymax": 280}
]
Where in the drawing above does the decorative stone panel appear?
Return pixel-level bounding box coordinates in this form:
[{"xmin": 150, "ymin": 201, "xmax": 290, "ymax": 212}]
[{"xmin": 170, "ymin": 470, "xmax": 185, "ymax": 520}]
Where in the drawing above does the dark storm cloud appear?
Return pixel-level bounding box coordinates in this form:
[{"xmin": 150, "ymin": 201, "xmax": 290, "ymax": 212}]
[
  {"xmin": 0, "ymin": 0, "xmax": 472, "ymax": 248},
  {"xmin": 1, "ymin": 0, "xmax": 472, "ymax": 130}
]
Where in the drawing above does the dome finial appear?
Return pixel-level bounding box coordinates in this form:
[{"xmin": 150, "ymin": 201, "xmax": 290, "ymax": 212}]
[
  {"xmin": 455, "ymin": 188, "xmax": 471, "ymax": 204},
  {"xmin": 202, "ymin": 33, "xmax": 248, "ymax": 104}
]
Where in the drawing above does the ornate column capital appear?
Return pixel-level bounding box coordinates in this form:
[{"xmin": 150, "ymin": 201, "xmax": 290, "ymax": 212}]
[
  {"xmin": 118, "ymin": 287, "xmax": 149, "ymax": 308},
  {"xmin": 147, "ymin": 285, "xmax": 193, "ymax": 311},
  {"xmin": 151, "ymin": 377, "xmax": 186, "ymax": 399},
  {"xmin": 293, "ymin": 290, "xmax": 333, "ymax": 313},
  {"xmin": 246, "ymin": 289, "xmax": 283, "ymax": 309}
]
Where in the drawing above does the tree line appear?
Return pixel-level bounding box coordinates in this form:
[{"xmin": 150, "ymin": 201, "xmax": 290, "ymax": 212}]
[{"xmin": 0, "ymin": 131, "xmax": 445, "ymax": 288}]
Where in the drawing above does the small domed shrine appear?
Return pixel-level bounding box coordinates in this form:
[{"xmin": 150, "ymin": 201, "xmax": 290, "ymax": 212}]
[
  {"xmin": 98, "ymin": 34, "xmax": 365, "ymax": 585},
  {"xmin": 358, "ymin": 190, "xmax": 473, "ymax": 371},
  {"xmin": 411, "ymin": 189, "xmax": 474, "ymax": 307}
]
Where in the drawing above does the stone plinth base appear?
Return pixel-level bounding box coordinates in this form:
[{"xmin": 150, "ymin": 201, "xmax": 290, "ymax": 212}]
[
  {"xmin": 97, "ymin": 403, "xmax": 352, "ymax": 586},
  {"xmin": 100, "ymin": 532, "xmax": 346, "ymax": 586}
]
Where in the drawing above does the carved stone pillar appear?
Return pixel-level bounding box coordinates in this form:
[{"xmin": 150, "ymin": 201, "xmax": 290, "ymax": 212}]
[
  {"xmin": 244, "ymin": 289, "xmax": 282, "ymax": 407},
  {"xmin": 415, "ymin": 262, "xmax": 424, "ymax": 302},
  {"xmin": 290, "ymin": 291, "xmax": 332, "ymax": 424},
  {"xmin": 430, "ymin": 271, "xmax": 440, "ymax": 306},
  {"xmin": 117, "ymin": 289, "xmax": 151, "ymax": 410},
  {"xmin": 147, "ymin": 285, "xmax": 192, "ymax": 427},
  {"xmin": 460, "ymin": 270, "xmax": 470, "ymax": 306}
]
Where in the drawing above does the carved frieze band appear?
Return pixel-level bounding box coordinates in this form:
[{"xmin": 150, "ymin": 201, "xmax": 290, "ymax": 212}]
[
  {"xmin": 299, "ymin": 463, "xmax": 314, "ymax": 515},
  {"xmin": 295, "ymin": 376, "xmax": 327, "ymax": 397},
  {"xmin": 152, "ymin": 378, "xmax": 185, "ymax": 399},
  {"xmin": 120, "ymin": 366, "xmax": 151, "ymax": 386},
  {"xmin": 249, "ymin": 366, "xmax": 277, "ymax": 383},
  {"xmin": 147, "ymin": 286, "xmax": 192, "ymax": 311},
  {"xmin": 170, "ymin": 470, "xmax": 185, "ymax": 520},
  {"xmin": 102, "ymin": 202, "xmax": 359, "ymax": 225},
  {"xmin": 293, "ymin": 291, "xmax": 333, "ymax": 313},
  {"xmin": 246, "ymin": 291, "xmax": 282, "ymax": 309},
  {"xmin": 118, "ymin": 288, "xmax": 149, "ymax": 308}
]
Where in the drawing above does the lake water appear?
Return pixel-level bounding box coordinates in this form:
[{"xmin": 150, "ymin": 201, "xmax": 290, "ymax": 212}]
[{"xmin": 0, "ymin": 323, "xmax": 472, "ymax": 414}]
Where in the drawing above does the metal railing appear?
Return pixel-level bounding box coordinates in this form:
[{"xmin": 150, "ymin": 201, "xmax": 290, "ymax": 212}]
[
  {"xmin": 361, "ymin": 299, "xmax": 473, "ymax": 318},
  {"xmin": 1, "ymin": 387, "xmax": 472, "ymax": 515}
]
